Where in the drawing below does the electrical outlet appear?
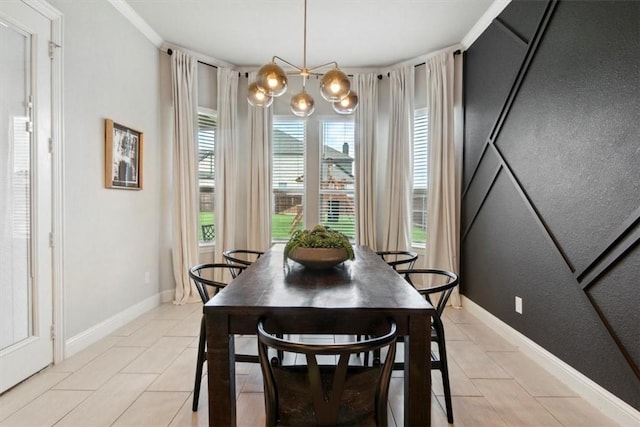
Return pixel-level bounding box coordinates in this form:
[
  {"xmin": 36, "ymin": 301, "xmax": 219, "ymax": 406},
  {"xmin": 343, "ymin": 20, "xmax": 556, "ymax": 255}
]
[
  {"xmin": 515, "ymin": 296, "xmax": 523, "ymax": 314},
  {"xmin": 144, "ymin": 272, "xmax": 150, "ymax": 284}
]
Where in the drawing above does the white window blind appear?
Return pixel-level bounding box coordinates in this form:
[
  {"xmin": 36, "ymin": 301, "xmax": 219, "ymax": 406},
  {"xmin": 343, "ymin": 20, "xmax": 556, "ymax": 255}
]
[
  {"xmin": 412, "ymin": 108, "xmax": 429, "ymax": 246},
  {"xmin": 319, "ymin": 120, "xmax": 356, "ymax": 241},
  {"xmin": 198, "ymin": 112, "xmax": 216, "ymax": 244},
  {"xmin": 272, "ymin": 119, "xmax": 306, "ymax": 241},
  {"xmin": 12, "ymin": 116, "xmax": 30, "ymax": 238}
]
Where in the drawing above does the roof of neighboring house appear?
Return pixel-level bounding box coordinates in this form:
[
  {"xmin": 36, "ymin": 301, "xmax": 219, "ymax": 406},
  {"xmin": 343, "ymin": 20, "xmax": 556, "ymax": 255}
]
[
  {"xmin": 322, "ymin": 163, "xmax": 354, "ymax": 183},
  {"xmin": 273, "ymin": 128, "xmax": 353, "ymax": 162}
]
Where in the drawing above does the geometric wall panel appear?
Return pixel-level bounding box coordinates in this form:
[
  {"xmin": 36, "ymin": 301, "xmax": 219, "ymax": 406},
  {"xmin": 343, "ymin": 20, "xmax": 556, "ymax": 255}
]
[
  {"xmin": 462, "ymin": 148, "xmax": 500, "ymax": 233},
  {"xmin": 463, "ymin": 22, "xmax": 526, "ymax": 188},
  {"xmin": 461, "ymin": 171, "xmax": 638, "ymax": 400},
  {"xmin": 495, "ymin": 1, "xmax": 640, "ymax": 272},
  {"xmin": 587, "ymin": 237, "xmax": 640, "ymax": 380},
  {"xmin": 462, "ymin": 0, "xmax": 640, "ymax": 410},
  {"xmin": 498, "ymin": 0, "xmax": 548, "ymax": 43}
]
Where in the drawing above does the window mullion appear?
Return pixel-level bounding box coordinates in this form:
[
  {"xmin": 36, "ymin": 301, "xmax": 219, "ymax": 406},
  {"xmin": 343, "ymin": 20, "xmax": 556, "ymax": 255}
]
[{"xmin": 305, "ymin": 119, "xmax": 320, "ymax": 227}]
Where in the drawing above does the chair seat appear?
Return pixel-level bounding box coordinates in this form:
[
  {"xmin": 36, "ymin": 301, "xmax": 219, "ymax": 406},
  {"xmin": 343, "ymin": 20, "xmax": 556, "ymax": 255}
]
[
  {"xmin": 272, "ymin": 365, "xmax": 379, "ymax": 427},
  {"xmin": 258, "ymin": 319, "xmax": 397, "ymax": 427}
]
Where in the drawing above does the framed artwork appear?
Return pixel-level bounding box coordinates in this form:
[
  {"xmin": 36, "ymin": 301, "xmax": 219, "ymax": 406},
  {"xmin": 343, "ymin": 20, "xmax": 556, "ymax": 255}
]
[{"xmin": 105, "ymin": 119, "xmax": 143, "ymax": 190}]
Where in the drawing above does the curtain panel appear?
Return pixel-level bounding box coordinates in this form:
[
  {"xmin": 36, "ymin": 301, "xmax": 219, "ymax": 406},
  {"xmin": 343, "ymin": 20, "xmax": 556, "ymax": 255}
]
[
  {"xmin": 245, "ymin": 72, "xmax": 273, "ymax": 251},
  {"xmin": 380, "ymin": 66, "xmax": 415, "ymax": 251},
  {"xmin": 425, "ymin": 52, "xmax": 461, "ymax": 306},
  {"xmin": 353, "ymin": 73, "xmax": 379, "ymax": 248},
  {"xmin": 214, "ymin": 68, "xmax": 239, "ymax": 268},
  {"xmin": 170, "ymin": 50, "xmax": 200, "ymax": 304}
]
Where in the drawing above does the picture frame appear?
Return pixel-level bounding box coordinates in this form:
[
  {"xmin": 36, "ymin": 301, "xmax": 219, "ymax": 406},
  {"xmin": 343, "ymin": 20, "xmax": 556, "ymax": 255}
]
[{"xmin": 105, "ymin": 119, "xmax": 143, "ymax": 190}]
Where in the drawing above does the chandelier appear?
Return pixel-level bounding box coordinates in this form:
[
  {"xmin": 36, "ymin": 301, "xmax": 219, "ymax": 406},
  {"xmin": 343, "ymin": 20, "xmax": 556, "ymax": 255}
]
[{"xmin": 246, "ymin": 0, "xmax": 358, "ymax": 117}]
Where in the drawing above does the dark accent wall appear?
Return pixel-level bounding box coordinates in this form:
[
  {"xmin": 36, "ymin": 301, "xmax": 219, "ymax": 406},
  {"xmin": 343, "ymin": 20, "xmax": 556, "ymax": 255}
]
[{"xmin": 462, "ymin": 0, "xmax": 640, "ymax": 410}]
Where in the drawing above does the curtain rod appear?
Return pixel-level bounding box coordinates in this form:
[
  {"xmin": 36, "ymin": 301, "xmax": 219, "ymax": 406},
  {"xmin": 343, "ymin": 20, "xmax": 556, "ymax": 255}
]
[
  {"xmin": 167, "ymin": 48, "xmax": 218, "ymax": 70},
  {"xmin": 377, "ymin": 49, "xmax": 461, "ymax": 80},
  {"xmin": 168, "ymin": 47, "xmax": 461, "ymax": 79}
]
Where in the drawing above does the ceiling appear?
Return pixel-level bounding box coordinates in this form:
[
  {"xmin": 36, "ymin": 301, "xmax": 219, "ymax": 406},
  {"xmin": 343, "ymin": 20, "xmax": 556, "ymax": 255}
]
[{"xmin": 124, "ymin": 0, "xmax": 499, "ymax": 69}]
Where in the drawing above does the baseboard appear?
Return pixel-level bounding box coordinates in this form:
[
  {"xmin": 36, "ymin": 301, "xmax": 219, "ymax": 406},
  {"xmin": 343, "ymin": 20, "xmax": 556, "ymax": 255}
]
[
  {"xmin": 64, "ymin": 289, "xmax": 173, "ymax": 358},
  {"xmin": 461, "ymin": 296, "xmax": 640, "ymax": 427}
]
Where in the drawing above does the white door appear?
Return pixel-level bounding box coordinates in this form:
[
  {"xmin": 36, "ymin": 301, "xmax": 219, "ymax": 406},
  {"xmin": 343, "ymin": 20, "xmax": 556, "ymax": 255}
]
[{"xmin": 0, "ymin": 0, "xmax": 53, "ymax": 393}]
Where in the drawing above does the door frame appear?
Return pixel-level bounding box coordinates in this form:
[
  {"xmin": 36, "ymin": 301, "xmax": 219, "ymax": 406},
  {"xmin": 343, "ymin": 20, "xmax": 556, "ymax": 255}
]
[{"xmin": 24, "ymin": 0, "xmax": 64, "ymax": 363}]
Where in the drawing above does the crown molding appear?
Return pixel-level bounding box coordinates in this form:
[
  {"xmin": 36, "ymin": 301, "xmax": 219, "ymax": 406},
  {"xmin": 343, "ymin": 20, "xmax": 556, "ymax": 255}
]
[
  {"xmin": 23, "ymin": 0, "xmax": 62, "ymax": 19},
  {"xmin": 107, "ymin": 0, "xmax": 163, "ymax": 48},
  {"xmin": 461, "ymin": 0, "xmax": 512, "ymax": 49}
]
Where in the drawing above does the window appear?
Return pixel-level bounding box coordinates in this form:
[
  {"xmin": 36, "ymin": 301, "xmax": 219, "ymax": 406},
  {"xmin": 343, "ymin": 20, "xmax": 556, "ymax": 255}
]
[
  {"xmin": 197, "ymin": 111, "xmax": 216, "ymax": 244},
  {"xmin": 412, "ymin": 109, "xmax": 428, "ymax": 247},
  {"xmin": 271, "ymin": 118, "xmax": 356, "ymax": 243},
  {"xmin": 319, "ymin": 120, "xmax": 355, "ymax": 240},
  {"xmin": 272, "ymin": 119, "xmax": 306, "ymax": 241}
]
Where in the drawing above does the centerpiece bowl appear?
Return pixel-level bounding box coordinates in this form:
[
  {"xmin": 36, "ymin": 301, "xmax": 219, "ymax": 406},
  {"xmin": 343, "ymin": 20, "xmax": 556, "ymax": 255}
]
[
  {"xmin": 288, "ymin": 247, "xmax": 349, "ymax": 269},
  {"xmin": 285, "ymin": 225, "xmax": 354, "ymax": 269}
]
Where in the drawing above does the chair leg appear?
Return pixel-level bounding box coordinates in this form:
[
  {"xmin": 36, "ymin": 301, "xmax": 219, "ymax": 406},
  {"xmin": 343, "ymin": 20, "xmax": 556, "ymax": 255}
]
[
  {"xmin": 440, "ymin": 354, "xmax": 454, "ymax": 423},
  {"xmin": 372, "ymin": 348, "xmax": 381, "ymax": 366},
  {"xmin": 276, "ymin": 334, "xmax": 284, "ymax": 365},
  {"xmin": 192, "ymin": 317, "xmax": 207, "ymax": 412},
  {"xmin": 356, "ymin": 335, "xmax": 370, "ymax": 366},
  {"xmin": 435, "ymin": 325, "xmax": 453, "ymax": 424}
]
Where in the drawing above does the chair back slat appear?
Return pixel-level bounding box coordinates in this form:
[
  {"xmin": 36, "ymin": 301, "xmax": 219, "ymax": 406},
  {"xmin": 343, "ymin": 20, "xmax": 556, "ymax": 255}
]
[
  {"xmin": 188, "ymin": 263, "xmax": 246, "ymax": 303},
  {"xmin": 376, "ymin": 250, "xmax": 418, "ymax": 270},
  {"xmin": 223, "ymin": 249, "xmax": 264, "ymax": 278},
  {"xmin": 396, "ymin": 268, "xmax": 459, "ymax": 316}
]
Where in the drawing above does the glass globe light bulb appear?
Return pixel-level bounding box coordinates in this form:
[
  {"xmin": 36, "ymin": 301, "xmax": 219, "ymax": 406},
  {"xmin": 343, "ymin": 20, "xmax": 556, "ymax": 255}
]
[
  {"xmin": 320, "ymin": 68, "xmax": 351, "ymax": 101},
  {"xmin": 256, "ymin": 62, "xmax": 288, "ymax": 97},
  {"xmin": 332, "ymin": 91, "xmax": 358, "ymax": 115},
  {"xmin": 247, "ymin": 82, "xmax": 273, "ymax": 108},
  {"xmin": 290, "ymin": 91, "xmax": 315, "ymax": 117}
]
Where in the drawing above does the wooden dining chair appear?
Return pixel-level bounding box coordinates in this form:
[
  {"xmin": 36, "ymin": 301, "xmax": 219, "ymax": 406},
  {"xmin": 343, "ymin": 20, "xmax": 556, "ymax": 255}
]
[
  {"xmin": 362, "ymin": 268, "xmax": 458, "ymax": 423},
  {"xmin": 257, "ymin": 318, "xmax": 398, "ymax": 427},
  {"xmin": 397, "ymin": 268, "xmax": 459, "ymax": 424},
  {"xmin": 356, "ymin": 250, "xmax": 419, "ymax": 353},
  {"xmin": 223, "ymin": 249, "xmax": 264, "ymax": 278},
  {"xmin": 188, "ymin": 262, "xmax": 258, "ymax": 411},
  {"xmin": 376, "ymin": 250, "xmax": 418, "ymax": 270}
]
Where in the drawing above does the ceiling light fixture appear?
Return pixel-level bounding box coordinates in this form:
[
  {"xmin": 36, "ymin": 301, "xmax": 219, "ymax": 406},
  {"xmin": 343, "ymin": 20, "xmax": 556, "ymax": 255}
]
[{"xmin": 246, "ymin": 0, "xmax": 358, "ymax": 117}]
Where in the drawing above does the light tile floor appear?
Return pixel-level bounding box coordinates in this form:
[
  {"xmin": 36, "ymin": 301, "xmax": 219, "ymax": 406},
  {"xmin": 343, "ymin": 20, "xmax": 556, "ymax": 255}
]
[{"xmin": 0, "ymin": 302, "xmax": 620, "ymax": 426}]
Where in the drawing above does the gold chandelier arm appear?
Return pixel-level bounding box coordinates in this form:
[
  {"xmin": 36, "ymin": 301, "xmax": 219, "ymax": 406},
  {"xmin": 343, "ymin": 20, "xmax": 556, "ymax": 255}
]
[
  {"xmin": 272, "ymin": 55, "xmax": 304, "ymax": 73},
  {"xmin": 307, "ymin": 61, "xmax": 340, "ymax": 74},
  {"xmin": 250, "ymin": 0, "xmax": 357, "ymax": 116}
]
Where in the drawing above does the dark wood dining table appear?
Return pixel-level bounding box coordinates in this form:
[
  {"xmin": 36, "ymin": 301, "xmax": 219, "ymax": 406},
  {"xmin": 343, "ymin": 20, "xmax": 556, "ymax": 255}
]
[{"xmin": 204, "ymin": 245, "xmax": 435, "ymax": 426}]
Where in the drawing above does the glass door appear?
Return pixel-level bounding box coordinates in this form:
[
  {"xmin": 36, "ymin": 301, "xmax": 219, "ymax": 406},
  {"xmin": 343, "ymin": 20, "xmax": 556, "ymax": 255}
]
[{"xmin": 0, "ymin": 1, "xmax": 53, "ymax": 392}]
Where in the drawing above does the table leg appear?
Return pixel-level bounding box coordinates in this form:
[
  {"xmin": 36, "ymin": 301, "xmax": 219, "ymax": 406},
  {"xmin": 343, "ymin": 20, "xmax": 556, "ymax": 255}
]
[
  {"xmin": 404, "ymin": 314, "xmax": 430, "ymax": 426},
  {"xmin": 206, "ymin": 313, "xmax": 236, "ymax": 426}
]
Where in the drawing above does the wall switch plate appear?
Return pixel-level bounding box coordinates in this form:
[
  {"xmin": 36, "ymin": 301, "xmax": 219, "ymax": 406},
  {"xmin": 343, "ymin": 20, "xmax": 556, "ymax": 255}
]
[
  {"xmin": 144, "ymin": 272, "xmax": 150, "ymax": 284},
  {"xmin": 515, "ymin": 296, "xmax": 523, "ymax": 314}
]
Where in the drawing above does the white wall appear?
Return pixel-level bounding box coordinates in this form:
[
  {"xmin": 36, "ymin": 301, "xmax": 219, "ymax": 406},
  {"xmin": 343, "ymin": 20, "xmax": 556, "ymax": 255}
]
[{"xmin": 48, "ymin": 0, "xmax": 169, "ymax": 340}]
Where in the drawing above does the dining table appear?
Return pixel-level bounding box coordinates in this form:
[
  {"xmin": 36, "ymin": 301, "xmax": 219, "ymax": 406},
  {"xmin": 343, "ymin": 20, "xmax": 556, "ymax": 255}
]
[{"xmin": 203, "ymin": 244, "xmax": 435, "ymax": 426}]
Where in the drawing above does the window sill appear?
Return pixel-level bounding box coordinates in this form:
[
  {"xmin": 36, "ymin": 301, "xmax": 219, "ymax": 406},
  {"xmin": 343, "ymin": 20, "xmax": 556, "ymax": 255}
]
[{"xmin": 199, "ymin": 243, "xmax": 215, "ymax": 254}]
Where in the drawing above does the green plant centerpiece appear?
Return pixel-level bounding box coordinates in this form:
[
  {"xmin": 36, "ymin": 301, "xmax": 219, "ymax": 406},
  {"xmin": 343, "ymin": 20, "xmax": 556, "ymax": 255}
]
[{"xmin": 284, "ymin": 225, "xmax": 354, "ymax": 269}]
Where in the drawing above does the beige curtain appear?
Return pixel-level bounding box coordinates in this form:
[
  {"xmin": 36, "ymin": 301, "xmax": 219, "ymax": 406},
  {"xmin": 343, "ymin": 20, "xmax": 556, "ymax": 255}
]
[
  {"xmin": 245, "ymin": 72, "xmax": 273, "ymax": 251},
  {"xmin": 425, "ymin": 52, "xmax": 461, "ymax": 306},
  {"xmin": 170, "ymin": 50, "xmax": 200, "ymax": 304},
  {"xmin": 353, "ymin": 73, "xmax": 379, "ymax": 248},
  {"xmin": 214, "ymin": 68, "xmax": 239, "ymax": 265},
  {"xmin": 380, "ymin": 66, "xmax": 415, "ymax": 251}
]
